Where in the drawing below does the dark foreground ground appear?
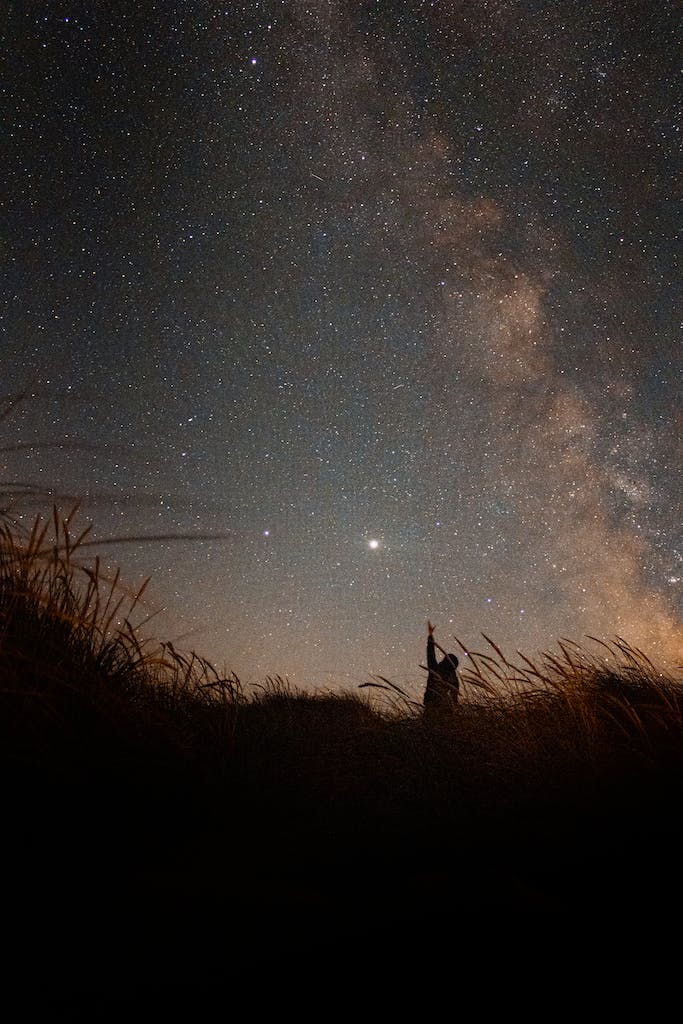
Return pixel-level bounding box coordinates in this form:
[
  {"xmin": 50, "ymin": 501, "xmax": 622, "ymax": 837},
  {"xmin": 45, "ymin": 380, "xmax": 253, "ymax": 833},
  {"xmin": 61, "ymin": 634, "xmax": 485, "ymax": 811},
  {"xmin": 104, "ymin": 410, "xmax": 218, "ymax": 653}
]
[{"xmin": 4, "ymin": 696, "xmax": 682, "ymax": 1011}]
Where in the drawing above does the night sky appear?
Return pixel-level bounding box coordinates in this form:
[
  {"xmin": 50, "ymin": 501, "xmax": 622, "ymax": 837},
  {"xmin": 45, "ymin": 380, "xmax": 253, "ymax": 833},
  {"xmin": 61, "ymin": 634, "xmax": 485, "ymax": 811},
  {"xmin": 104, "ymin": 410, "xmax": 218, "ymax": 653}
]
[{"xmin": 2, "ymin": 2, "xmax": 680, "ymax": 697}]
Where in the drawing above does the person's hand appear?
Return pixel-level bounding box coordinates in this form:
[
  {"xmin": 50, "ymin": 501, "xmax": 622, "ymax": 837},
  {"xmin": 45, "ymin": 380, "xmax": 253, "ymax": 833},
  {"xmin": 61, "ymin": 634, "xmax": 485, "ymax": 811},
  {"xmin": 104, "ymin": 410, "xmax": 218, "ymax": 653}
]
[{"xmin": 427, "ymin": 620, "xmax": 434, "ymax": 635}]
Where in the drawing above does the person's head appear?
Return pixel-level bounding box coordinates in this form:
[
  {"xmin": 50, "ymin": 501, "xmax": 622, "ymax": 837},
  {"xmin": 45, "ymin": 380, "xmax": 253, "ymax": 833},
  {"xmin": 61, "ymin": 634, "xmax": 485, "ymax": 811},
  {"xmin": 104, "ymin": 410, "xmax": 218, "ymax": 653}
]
[{"xmin": 442, "ymin": 653, "xmax": 459, "ymax": 670}]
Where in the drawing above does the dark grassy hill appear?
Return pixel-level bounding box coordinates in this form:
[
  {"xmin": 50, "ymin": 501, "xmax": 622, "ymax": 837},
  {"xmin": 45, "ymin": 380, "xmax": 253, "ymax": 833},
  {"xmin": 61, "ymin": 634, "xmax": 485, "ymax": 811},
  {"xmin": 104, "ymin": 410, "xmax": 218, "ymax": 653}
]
[{"xmin": 2, "ymin": 511, "xmax": 681, "ymax": 1007}]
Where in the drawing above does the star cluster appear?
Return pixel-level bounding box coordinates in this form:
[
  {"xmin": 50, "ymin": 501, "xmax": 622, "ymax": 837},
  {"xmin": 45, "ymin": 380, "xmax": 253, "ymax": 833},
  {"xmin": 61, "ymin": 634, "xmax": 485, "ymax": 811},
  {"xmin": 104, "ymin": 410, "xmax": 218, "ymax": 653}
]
[{"xmin": 1, "ymin": 2, "xmax": 680, "ymax": 694}]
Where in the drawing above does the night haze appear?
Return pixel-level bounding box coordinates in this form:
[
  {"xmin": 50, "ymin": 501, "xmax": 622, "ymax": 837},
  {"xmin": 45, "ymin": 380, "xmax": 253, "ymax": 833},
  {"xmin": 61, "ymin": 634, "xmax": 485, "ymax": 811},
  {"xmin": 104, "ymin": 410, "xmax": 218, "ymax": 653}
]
[{"xmin": 2, "ymin": 1, "xmax": 680, "ymax": 696}]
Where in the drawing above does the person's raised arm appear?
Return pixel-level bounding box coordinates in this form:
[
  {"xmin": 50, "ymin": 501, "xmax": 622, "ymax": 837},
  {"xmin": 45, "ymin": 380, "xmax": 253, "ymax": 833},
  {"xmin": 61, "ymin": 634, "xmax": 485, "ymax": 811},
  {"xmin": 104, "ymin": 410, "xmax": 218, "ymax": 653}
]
[{"xmin": 427, "ymin": 620, "xmax": 438, "ymax": 670}]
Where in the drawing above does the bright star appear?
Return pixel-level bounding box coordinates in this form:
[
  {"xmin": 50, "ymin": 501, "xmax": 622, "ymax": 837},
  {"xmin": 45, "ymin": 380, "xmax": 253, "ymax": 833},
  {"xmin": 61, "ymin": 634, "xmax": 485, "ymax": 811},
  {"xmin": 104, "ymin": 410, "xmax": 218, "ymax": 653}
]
[{"xmin": 368, "ymin": 539, "xmax": 379, "ymax": 550}]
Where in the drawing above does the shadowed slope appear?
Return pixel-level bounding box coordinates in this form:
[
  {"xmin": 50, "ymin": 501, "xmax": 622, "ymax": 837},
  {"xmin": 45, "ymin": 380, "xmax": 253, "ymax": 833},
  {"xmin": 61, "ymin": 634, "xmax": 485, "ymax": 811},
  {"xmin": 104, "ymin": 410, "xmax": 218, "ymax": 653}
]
[{"xmin": 1, "ymin": 510, "xmax": 682, "ymax": 1005}]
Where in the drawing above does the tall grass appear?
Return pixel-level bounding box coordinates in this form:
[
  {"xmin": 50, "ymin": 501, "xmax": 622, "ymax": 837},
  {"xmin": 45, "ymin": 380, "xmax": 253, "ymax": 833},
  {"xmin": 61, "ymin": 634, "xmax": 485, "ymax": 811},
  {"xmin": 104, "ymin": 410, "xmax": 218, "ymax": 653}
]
[
  {"xmin": 2, "ymin": 506, "xmax": 681, "ymax": 783},
  {"xmin": 1, "ymin": 506, "xmax": 682, "ymax": 1001}
]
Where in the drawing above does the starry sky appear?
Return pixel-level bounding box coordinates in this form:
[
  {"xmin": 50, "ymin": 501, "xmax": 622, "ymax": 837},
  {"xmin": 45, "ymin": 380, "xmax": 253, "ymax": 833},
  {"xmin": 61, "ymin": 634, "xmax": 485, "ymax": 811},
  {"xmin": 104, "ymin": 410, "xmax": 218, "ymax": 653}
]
[{"xmin": 1, "ymin": 2, "xmax": 680, "ymax": 697}]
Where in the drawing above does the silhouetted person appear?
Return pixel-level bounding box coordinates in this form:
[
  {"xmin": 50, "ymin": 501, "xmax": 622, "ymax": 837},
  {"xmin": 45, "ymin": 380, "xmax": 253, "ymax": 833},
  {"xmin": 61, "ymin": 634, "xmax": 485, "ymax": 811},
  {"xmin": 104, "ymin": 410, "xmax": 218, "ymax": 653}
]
[{"xmin": 424, "ymin": 620, "xmax": 459, "ymax": 715}]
